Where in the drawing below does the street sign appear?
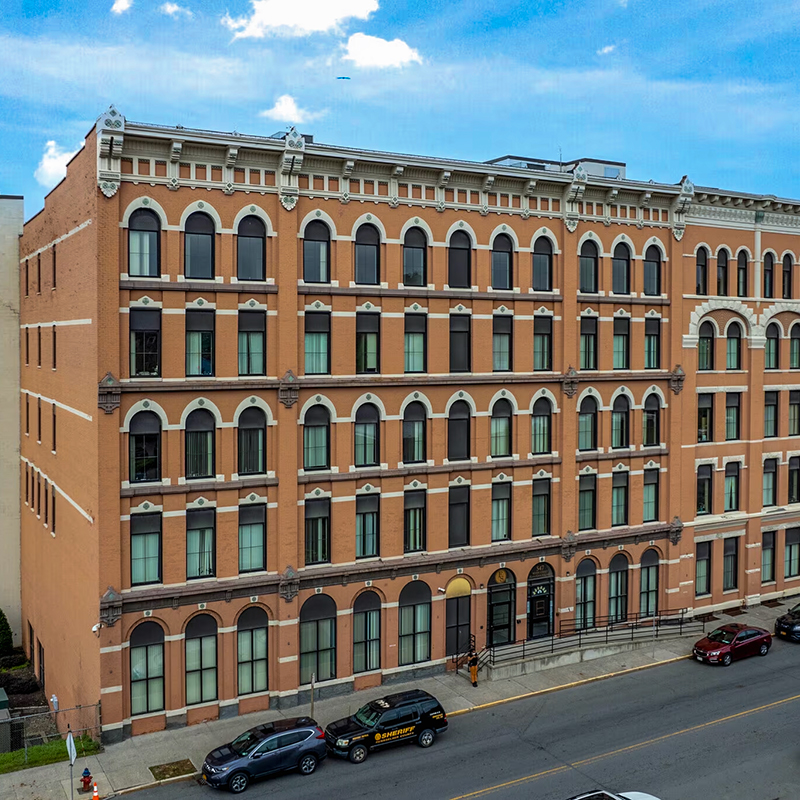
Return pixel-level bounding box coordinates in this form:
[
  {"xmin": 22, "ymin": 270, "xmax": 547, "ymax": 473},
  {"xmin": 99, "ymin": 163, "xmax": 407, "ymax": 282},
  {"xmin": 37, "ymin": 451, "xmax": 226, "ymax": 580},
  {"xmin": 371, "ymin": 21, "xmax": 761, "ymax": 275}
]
[{"xmin": 66, "ymin": 730, "xmax": 76, "ymax": 766}]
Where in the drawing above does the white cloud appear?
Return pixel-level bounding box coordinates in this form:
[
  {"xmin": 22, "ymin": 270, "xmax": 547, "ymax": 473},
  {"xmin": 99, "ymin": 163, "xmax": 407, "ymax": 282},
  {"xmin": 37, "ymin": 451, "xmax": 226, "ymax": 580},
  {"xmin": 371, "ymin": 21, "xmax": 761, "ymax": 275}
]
[
  {"xmin": 222, "ymin": 0, "xmax": 377, "ymax": 38},
  {"xmin": 258, "ymin": 95, "xmax": 325, "ymax": 123},
  {"xmin": 34, "ymin": 140, "xmax": 80, "ymax": 188},
  {"xmin": 161, "ymin": 2, "xmax": 192, "ymax": 16},
  {"xmin": 111, "ymin": 0, "xmax": 132, "ymax": 14},
  {"xmin": 597, "ymin": 44, "xmax": 616, "ymax": 55},
  {"xmin": 343, "ymin": 32, "xmax": 422, "ymax": 68}
]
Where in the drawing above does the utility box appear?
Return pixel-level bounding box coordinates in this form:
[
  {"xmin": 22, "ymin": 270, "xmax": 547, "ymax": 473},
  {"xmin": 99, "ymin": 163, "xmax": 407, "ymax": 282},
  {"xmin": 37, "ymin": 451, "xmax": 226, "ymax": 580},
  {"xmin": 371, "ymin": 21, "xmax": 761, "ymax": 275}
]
[
  {"xmin": 0, "ymin": 707, "xmax": 10, "ymax": 753},
  {"xmin": 0, "ymin": 688, "xmax": 9, "ymax": 710}
]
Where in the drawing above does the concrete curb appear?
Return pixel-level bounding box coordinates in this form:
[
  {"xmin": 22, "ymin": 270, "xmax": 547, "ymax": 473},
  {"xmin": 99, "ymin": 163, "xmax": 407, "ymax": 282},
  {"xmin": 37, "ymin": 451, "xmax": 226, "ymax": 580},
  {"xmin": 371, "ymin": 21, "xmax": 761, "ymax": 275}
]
[{"xmin": 107, "ymin": 771, "xmax": 199, "ymax": 797}]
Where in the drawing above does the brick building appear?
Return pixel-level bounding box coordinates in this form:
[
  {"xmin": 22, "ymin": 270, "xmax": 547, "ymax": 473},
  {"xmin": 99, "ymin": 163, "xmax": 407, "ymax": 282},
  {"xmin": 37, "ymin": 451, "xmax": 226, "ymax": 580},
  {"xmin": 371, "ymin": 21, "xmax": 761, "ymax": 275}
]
[{"xmin": 19, "ymin": 107, "xmax": 800, "ymax": 741}]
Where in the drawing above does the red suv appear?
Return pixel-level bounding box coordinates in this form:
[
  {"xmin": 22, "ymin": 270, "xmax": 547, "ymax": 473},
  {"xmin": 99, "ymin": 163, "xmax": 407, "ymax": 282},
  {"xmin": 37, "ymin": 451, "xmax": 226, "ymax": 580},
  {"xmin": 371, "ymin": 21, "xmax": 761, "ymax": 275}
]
[{"xmin": 693, "ymin": 623, "xmax": 771, "ymax": 666}]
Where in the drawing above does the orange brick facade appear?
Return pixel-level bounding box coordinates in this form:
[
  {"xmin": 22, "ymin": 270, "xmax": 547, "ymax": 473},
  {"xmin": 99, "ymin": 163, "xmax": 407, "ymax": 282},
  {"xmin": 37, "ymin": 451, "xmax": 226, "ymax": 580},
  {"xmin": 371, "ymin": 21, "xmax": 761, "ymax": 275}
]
[{"xmin": 18, "ymin": 109, "xmax": 800, "ymax": 741}]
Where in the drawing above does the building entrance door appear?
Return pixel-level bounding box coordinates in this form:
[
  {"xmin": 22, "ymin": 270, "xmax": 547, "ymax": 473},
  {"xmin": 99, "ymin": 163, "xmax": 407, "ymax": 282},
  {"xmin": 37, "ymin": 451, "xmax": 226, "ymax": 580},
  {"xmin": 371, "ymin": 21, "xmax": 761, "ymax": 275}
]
[
  {"xmin": 527, "ymin": 563, "xmax": 554, "ymax": 640},
  {"xmin": 445, "ymin": 577, "xmax": 472, "ymax": 656},
  {"xmin": 487, "ymin": 569, "xmax": 516, "ymax": 647}
]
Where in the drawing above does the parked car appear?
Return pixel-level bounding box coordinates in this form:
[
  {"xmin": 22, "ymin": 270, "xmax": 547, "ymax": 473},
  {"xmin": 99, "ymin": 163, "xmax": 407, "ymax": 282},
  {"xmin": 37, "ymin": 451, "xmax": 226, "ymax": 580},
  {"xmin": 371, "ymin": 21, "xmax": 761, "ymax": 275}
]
[
  {"xmin": 692, "ymin": 623, "xmax": 771, "ymax": 666},
  {"xmin": 774, "ymin": 601, "xmax": 800, "ymax": 641},
  {"xmin": 325, "ymin": 689, "xmax": 448, "ymax": 764},
  {"xmin": 566, "ymin": 793, "xmax": 662, "ymax": 800},
  {"xmin": 201, "ymin": 716, "xmax": 326, "ymax": 793}
]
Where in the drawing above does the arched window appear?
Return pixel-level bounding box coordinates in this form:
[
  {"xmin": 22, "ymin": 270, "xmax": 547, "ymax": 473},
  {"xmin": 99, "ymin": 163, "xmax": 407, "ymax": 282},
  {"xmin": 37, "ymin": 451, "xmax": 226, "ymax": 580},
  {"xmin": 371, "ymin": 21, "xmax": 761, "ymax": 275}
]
[
  {"xmin": 303, "ymin": 405, "xmax": 330, "ymax": 470},
  {"xmin": 696, "ymin": 247, "xmax": 708, "ymax": 295},
  {"xmin": 531, "ymin": 397, "xmax": 552, "ymax": 455},
  {"xmin": 237, "ymin": 607, "xmax": 268, "ymax": 695},
  {"xmin": 448, "ymin": 400, "xmax": 471, "ymax": 461},
  {"xmin": 783, "ymin": 254, "xmax": 794, "ymax": 300},
  {"xmin": 128, "ymin": 209, "xmax": 160, "ymax": 277},
  {"xmin": 579, "ymin": 240, "xmax": 598, "ymax": 293},
  {"xmin": 611, "ymin": 395, "xmax": 630, "ymax": 449},
  {"xmin": 640, "ymin": 549, "xmax": 659, "ymax": 616},
  {"xmin": 185, "ymin": 409, "xmax": 214, "ymax": 479},
  {"xmin": 448, "ymin": 230, "xmax": 471, "ymax": 288},
  {"xmin": 303, "ymin": 220, "xmax": 330, "ymax": 283},
  {"xmin": 403, "ymin": 227, "xmax": 427, "ymax": 286},
  {"xmin": 237, "ymin": 215, "xmax": 266, "ymax": 281},
  {"xmin": 532, "ymin": 237, "xmax": 552, "ymax": 291},
  {"xmin": 612, "ymin": 243, "xmax": 630, "ymax": 295},
  {"xmin": 353, "ymin": 591, "xmax": 381, "ymax": 673},
  {"xmin": 609, "ymin": 554, "xmax": 629, "ymax": 623},
  {"xmin": 726, "ymin": 322, "xmax": 742, "ymax": 370},
  {"xmin": 717, "ymin": 249, "xmax": 729, "ymax": 296},
  {"xmin": 129, "ymin": 410, "xmax": 160, "ymax": 483},
  {"xmin": 643, "ymin": 245, "xmax": 661, "ymax": 296},
  {"xmin": 130, "ymin": 621, "xmax": 164, "ymax": 715},
  {"xmin": 764, "ymin": 252, "xmax": 775, "ymax": 298},
  {"xmin": 399, "ymin": 582, "xmax": 431, "ymax": 665},
  {"xmin": 354, "ymin": 403, "xmax": 380, "ymax": 467},
  {"xmin": 184, "ymin": 212, "xmax": 215, "ymax": 279},
  {"xmin": 578, "ymin": 396, "xmax": 597, "ymax": 451},
  {"xmin": 238, "ymin": 407, "xmax": 266, "ymax": 475},
  {"xmin": 575, "ymin": 559, "xmax": 596, "ymax": 630},
  {"xmin": 354, "ymin": 224, "xmax": 379, "ymax": 285},
  {"xmin": 491, "ymin": 233, "xmax": 513, "ymax": 290},
  {"xmin": 185, "ymin": 614, "xmax": 217, "ymax": 705},
  {"xmin": 643, "ymin": 394, "xmax": 661, "ymax": 447},
  {"xmin": 299, "ymin": 595, "xmax": 336, "ymax": 684},
  {"xmin": 765, "ymin": 323, "xmax": 780, "ymax": 369},
  {"xmin": 698, "ymin": 321, "xmax": 714, "ymax": 370},
  {"xmin": 490, "ymin": 399, "xmax": 513, "ymax": 457},
  {"xmin": 791, "ymin": 324, "xmax": 800, "ymax": 369},
  {"xmin": 402, "ymin": 401, "xmax": 426, "ymax": 463},
  {"xmin": 736, "ymin": 251, "xmax": 748, "ymax": 297}
]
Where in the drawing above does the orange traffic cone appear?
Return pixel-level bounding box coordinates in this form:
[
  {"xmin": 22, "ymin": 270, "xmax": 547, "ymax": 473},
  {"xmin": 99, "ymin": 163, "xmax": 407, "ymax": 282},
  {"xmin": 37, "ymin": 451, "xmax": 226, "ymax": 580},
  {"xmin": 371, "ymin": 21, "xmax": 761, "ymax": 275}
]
[{"xmin": 92, "ymin": 783, "xmax": 99, "ymax": 799}]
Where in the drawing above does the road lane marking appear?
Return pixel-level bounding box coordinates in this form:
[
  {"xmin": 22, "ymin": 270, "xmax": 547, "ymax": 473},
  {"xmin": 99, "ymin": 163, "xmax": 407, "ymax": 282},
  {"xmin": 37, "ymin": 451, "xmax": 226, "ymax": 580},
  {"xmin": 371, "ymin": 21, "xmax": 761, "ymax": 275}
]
[{"xmin": 449, "ymin": 691, "xmax": 800, "ymax": 799}]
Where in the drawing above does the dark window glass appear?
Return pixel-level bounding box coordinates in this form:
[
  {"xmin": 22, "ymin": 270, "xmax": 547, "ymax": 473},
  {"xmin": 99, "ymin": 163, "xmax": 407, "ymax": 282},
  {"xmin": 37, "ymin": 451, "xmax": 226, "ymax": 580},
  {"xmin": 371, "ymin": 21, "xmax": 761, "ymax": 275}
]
[
  {"xmin": 790, "ymin": 457, "xmax": 800, "ymax": 504},
  {"xmin": 787, "ymin": 529, "xmax": 800, "ymax": 578},
  {"xmin": 613, "ymin": 317, "xmax": 630, "ymax": 369},
  {"xmin": 305, "ymin": 499, "xmax": 330, "ymax": 564},
  {"xmin": 404, "ymin": 491, "xmax": 426, "ymax": 552},
  {"xmin": 723, "ymin": 536, "xmax": 738, "ymax": 590},
  {"xmin": 531, "ymin": 397, "xmax": 551, "ymax": 454},
  {"xmin": 492, "ymin": 315, "xmax": 512, "ymax": 372},
  {"xmin": 697, "ymin": 465, "xmax": 712, "ymax": 515},
  {"xmin": 304, "ymin": 312, "xmax": 330, "ymax": 375},
  {"xmin": 698, "ymin": 321, "xmax": 715, "ymax": 370},
  {"xmin": 643, "ymin": 394, "xmax": 660, "ymax": 446},
  {"xmin": 448, "ymin": 230, "xmax": 471, "ymax": 288},
  {"xmin": 609, "ymin": 553, "xmax": 629, "ymax": 621},
  {"xmin": 237, "ymin": 215, "xmax": 266, "ymax": 281},
  {"xmin": 131, "ymin": 513, "xmax": 161, "ymax": 585},
  {"xmin": 356, "ymin": 495, "xmax": 379, "ymax": 559},
  {"xmin": 129, "ymin": 209, "xmax": 160, "ymax": 277},
  {"xmin": 580, "ymin": 316, "xmax": 597, "ymax": 370},
  {"xmin": 448, "ymin": 486, "xmax": 470, "ymax": 547},
  {"xmin": 238, "ymin": 407, "xmax": 266, "ymax": 475},
  {"xmin": 184, "ymin": 212, "xmax": 214, "ymax": 279},
  {"xmin": 303, "ymin": 405, "xmax": 329, "ymax": 470},
  {"xmin": 130, "ymin": 411, "xmax": 161, "ymax": 483},
  {"xmin": 696, "ymin": 542, "xmax": 711, "ymax": 595},
  {"xmin": 532, "ymin": 478, "xmax": 550, "ymax": 535},
  {"xmin": 238, "ymin": 311, "xmax": 265, "ymax": 376},
  {"xmin": 643, "ymin": 469, "xmax": 659, "ymax": 522},
  {"xmin": 791, "ymin": 325, "xmax": 800, "ymax": 368},
  {"xmin": 448, "ymin": 400, "xmax": 471, "ymax": 461},
  {"xmin": 403, "ymin": 227, "xmax": 427, "ymax": 286},
  {"xmin": 303, "ymin": 221, "xmax": 330, "ymax": 283},
  {"xmin": 790, "ymin": 391, "xmax": 800, "ymax": 436},
  {"xmin": 186, "ymin": 509, "xmax": 215, "ymax": 579},
  {"xmin": 534, "ymin": 316, "xmax": 552, "ymax": 371},
  {"xmin": 764, "ymin": 391, "xmax": 778, "ymax": 438},
  {"xmin": 783, "ymin": 255, "xmax": 793, "ymax": 300},
  {"xmin": 491, "ymin": 234, "xmax": 512, "ymax": 289},
  {"xmin": 578, "ymin": 396, "xmax": 597, "ymax": 451},
  {"xmin": 398, "ymin": 582, "xmax": 431, "ymax": 665},
  {"xmin": 717, "ymin": 249, "xmax": 729, "ymax": 296},
  {"xmin": 185, "ymin": 409, "xmax": 214, "ymax": 479},
  {"xmin": 762, "ymin": 531, "xmax": 775, "ymax": 583},
  {"xmin": 532, "ymin": 237, "xmax": 552, "ymax": 291},
  {"xmin": 404, "ymin": 314, "xmax": 426, "ymax": 373},
  {"xmin": 299, "ymin": 595, "xmax": 336, "ymax": 684},
  {"xmin": 353, "ymin": 592, "xmax": 380, "ymax": 673},
  {"xmin": 643, "ymin": 245, "xmax": 661, "ymax": 296},
  {"xmin": 491, "ymin": 482, "xmax": 511, "ymax": 541},
  {"xmin": 765, "ymin": 324, "xmax": 779, "ymax": 369},
  {"xmin": 726, "ymin": 323, "xmax": 741, "ymax": 370},
  {"xmin": 578, "ymin": 475, "xmax": 596, "ymax": 530},
  {"xmin": 490, "ymin": 399, "xmax": 512, "ymax": 457},
  {"xmin": 645, "ymin": 317, "xmax": 660, "ymax": 369},
  {"xmin": 696, "ymin": 248, "xmax": 708, "ymax": 295},
  {"xmin": 612, "ymin": 243, "xmax": 630, "ymax": 294},
  {"xmin": 576, "ymin": 559, "xmax": 596, "ymax": 629},
  {"xmin": 130, "ymin": 308, "xmax": 161, "ymax": 377},
  {"xmin": 237, "ymin": 607, "xmax": 268, "ymax": 694},
  {"xmin": 130, "ymin": 622, "xmax": 165, "ymax": 714},
  {"xmin": 402, "ymin": 402, "xmax": 426, "ymax": 463},
  {"xmin": 764, "ymin": 253, "xmax": 774, "ymax": 298},
  {"xmin": 737, "ymin": 251, "xmax": 748, "ymax": 297},
  {"xmin": 698, "ymin": 393, "xmax": 714, "ymax": 443},
  {"xmin": 356, "ymin": 313, "xmax": 380, "ymax": 374},
  {"xmin": 725, "ymin": 392, "xmax": 740, "ymax": 440},
  {"xmin": 579, "ymin": 240, "xmax": 598, "ymax": 293},
  {"xmin": 185, "ymin": 310, "xmax": 214, "ymax": 377},
  {"xmin": 238, "ymin": 505, "xmax": 266, "ymax": 573},
  {"xmin": 612, "ymin": 472, "xmax": 629, "ymax": 527},
  {"xmin": 354, "ymin": 403, "xmax": 380, "ymax": 467},
  {"xmin": 763, "ymin": 459, "xmax": 777, "ymax": 508},
  {"xmin": 354, "ymin": 224, "xmax": 379, "ymax": 284},
  {"xmin": 611, "ymin": 395, "xmax": 630, "ymax": 449},
  {"xmin": 450, "ymin": 314, "xmax": 471, "ymax": 372}
]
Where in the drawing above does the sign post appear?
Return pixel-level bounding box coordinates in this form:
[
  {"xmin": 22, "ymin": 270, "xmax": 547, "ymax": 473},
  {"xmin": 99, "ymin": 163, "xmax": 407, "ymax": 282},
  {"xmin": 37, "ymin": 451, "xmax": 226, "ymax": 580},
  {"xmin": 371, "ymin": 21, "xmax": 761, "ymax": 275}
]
[{"xmin": 66, "ymin": 724, "xmax": 77, "ymax": 800}]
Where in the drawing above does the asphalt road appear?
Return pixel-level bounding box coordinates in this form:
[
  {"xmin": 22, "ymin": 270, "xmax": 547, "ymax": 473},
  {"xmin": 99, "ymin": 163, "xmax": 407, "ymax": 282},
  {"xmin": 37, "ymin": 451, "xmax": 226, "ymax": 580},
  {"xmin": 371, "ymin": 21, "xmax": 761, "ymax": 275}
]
[{"xmin": 130, "ymin": 639, "xmax": 800, "ymax": 800}]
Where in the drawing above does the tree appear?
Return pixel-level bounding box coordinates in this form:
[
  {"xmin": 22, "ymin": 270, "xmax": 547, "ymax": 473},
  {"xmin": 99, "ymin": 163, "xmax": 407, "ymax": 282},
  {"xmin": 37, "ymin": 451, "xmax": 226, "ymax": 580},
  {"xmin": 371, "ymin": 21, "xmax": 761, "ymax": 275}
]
[{"xmin": 0, "ymin": 608, "xmax": 13, "ymax": 657}]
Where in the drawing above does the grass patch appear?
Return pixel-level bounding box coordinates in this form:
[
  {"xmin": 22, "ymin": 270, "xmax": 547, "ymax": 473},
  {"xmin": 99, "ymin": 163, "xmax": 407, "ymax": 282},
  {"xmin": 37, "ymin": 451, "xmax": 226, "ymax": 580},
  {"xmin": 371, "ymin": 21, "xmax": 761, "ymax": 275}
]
[
  {"xmin": 149, "ymin": 759, "xmax": 196, "ymax": 781},
  {"xmin": 0, "ymin": 734, "xmax": 101, "ymax": 775}
]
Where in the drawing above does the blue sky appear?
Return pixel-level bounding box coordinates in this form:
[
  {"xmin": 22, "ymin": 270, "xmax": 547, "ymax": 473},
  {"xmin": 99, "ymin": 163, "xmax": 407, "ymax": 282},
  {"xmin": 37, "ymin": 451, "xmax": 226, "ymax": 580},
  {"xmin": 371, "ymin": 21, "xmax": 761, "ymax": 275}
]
[{"xmin": 2, "ymin": 0, "xmax": 799, "ymax": 219}]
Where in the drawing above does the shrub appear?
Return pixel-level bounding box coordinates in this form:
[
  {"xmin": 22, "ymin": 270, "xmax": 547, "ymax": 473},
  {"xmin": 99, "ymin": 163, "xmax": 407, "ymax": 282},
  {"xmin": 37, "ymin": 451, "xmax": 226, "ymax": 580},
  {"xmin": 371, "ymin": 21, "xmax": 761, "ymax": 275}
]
[
  {"xmin": 0, "ymin": 609, "xmax": 11, "ymax": 658},
  {"xmin": 0, "ymin": 653, "xmax": 28, "ymax": 670},
  {"xmin": 0, "ymin": 671, "xmax": 39, "ymax": 695}
]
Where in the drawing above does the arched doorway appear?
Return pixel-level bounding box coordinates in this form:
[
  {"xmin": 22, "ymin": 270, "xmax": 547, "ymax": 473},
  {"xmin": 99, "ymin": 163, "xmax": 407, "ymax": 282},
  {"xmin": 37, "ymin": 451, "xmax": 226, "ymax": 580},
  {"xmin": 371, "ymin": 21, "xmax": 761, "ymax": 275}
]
[
  {"xmin": 445, "ymin": 577, "xmax": 471, "ymax": 655},
  {"xmin": 527, "ymin": 563, "xmax": 555, "ymax": 639},
  {"xmin": 487, "ymin": 568, "xmax": 516, "ymax": 647}
]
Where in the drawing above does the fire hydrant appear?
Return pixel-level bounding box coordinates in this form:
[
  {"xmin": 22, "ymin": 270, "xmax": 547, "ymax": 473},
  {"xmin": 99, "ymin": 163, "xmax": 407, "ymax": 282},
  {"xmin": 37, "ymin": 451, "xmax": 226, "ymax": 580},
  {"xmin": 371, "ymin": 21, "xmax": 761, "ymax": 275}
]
[{"xmin": 79, "ymin": 768, "xmax": 93, "ymax": 793}]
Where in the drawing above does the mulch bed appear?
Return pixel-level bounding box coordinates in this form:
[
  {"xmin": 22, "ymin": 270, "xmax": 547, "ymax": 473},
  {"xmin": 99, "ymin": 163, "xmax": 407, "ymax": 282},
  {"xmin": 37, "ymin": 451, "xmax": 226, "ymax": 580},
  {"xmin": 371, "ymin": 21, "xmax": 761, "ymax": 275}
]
[
  {"xmin": 761, "ymin": 599, "xmax": 783, "ymax": 608},
  {"xmin": 723, "ymin": 608, "xmax": 745, "ymax": 617},
  {"xmin": 150, "ymin": 759, "xmax": 196, "ymax": 781}
]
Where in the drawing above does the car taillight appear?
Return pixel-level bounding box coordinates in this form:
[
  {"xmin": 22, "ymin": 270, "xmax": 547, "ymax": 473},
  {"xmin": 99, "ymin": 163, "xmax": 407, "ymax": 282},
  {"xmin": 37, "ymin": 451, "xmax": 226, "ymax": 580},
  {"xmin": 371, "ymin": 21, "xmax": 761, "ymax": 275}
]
[{"xmin": 315, "ymin": 727, "xmax": 325, "ymax": 739}]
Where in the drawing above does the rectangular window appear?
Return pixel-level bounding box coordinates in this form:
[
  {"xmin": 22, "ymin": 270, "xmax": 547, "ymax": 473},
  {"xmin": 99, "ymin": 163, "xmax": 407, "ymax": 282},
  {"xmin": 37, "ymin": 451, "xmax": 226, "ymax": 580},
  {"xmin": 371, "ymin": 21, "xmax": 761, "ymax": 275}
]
[
  {"xmin": 404, "ymin": 315, "xmax": 426, "ymax": 373},
  {"xmin": 643, "ymin": 469, "xmax": 659, "ymax": 522},
  {"xmin": 185, "ymin": 634, "xmax": 216, "ymax": 705},
  {"xmin": 37, "ymin": 254, "xmax": 41, "ymax": 293},
  {"xmin": 613, "ymin": 318, "xmax": 630, "ymax": 369},
  {"xmin": 491, "ymin": 250, "xmax": 511, "ymax": 289},
  {"xmin": 238, "ymin": 312, "xmax": 266, "ymax": 376},
  {"xmin": 448, "ymin": 486, "xmax": 470, "ymax": 548},
  {"xmin": 303, "ymin": 238, "xmax": 328, "ymax": 283},
  {"xmin": 129, "ymin": 229, "xmax": 159, "ymax": 277},
  {"xmin": 131, "ymin": 513, "xmax": 161, "ymax": 585},
  {"xmin": 533, "ymin": 316, "xmax": 552, "ymax": 371},
  {"xmin": 723, "ymin": 537, "xmax": 738, "ymax": 590},
  {"xmin": 790, "ymin": 457, "xmax": 800, "ymax": 504},
  {"xmin": 185, "ymin": 310, "xmax": 214, "ymax": 377},
  {"xmin": 786, "ymin": 528, "xmax": 800, "ymax": 578},
  {"xmin": 790, "ymin": 391, "xmax": 800, "ymax": 436},
  {"xmin": 763, "ymin": 459, "xmax": 777, "ymax": 508},
  {"xmin": 356, "ymin": 313, "xmax": 380, "ymax": 374},
  {"xmin": 725, "ymin": 393, "xmax": 740, "ymax": 440},
  {"xmin": 404, "ymin": 491, "xmax": 426, "ymax": 552},
  {"xmin": 644, "ymin": 318, "xmax": 660, "ymax": 369},
  {"xmin": 579, "ymin": 254, "xmax": 596, "ymax": 293},
  {"xmin": 532, "ymin": 478, "xmax": 550, "ymax": 536},
  {"xmin": 238, "ymin": 505, "xmax": 266, "ymax": 573},
  {"xmin": 305, "ymin": 499, "xmax": 330, "ymax": 565},
  {"xmin": 185, "ymin": 232, "xmax": 213, "ymax": 279},
  {"xmin": 611, "ymin": 472, "xmax": 629, "ymax": 526},
  {"xmin": 354, "ymin": 242, "xmax": 378, "ymax": 285},
  {"xmin": 792, "ymin": 335, "xmax": 800, "ymax": 369},
  {"xmin": 304, "ymin": 312, "xmax": 330, "ymax": 375},
  {"xmin": 237, "ymin": 626, "xmax": 267, "ymax": 695},
  {"xmin": 353, "ymin": 603, "xmax": 380, "ymax": 673},
  {"xmin": 612, "ymin": 254, "xmax": 629, "ymax": 294},
  {"xmin": 449, "ymin": 315, "xmax": 471, "ymax": 373},
  {"xmin": 356, "ymin": 494, "xmax": 379, "ymax": 559},
  {"xmin": 24, "ymin": 328, "xmax": 29, "ymax": 365},
  {"xmin": 726, "ymin": 335, "xmax": 740, "ymax": 370},
  {"xmin": 762, "ymin": 531, "xmax": 775, "ymax": 583},
  {"xmin": 764, "ymin": 391, "xmax": 778, "ymax": 438},
  {"xmin": 724, "ymin": 462, "xmax": 740, "ymax": 512},
  {"xmin": 37, "ymin": 326, "xmax": 41, "ymax": 367},
  {"xmin": 24, "ymin": 260, "xmax": 28, "ymax": 297},
  {"xmin": 697, "ymin": 465, "xmax": 712, "ymax": 515},
  {"xmin": 186, "ymin": 509, "xmax": 215, "ymax": 579},
  {"xmin": 697, "ymin": 394, "xmax": 714, "ymax": 443},
  {"xmin": 696, "ymin": 542, "xmax": 711, "ymax": 596},
  {"xmin": 578, "ymin": 475, "xmax": 596, "ymax": 531},
  {"xmin": 580, "ymin": 317, "xmax": 597, "ymax": 370},
  {"xmin": 52, "ymin": 326, "xmax": 56, "ymax": 370},
  {"xmin": 25, "ymin": 395, "xmax": 29, "ymax": 435},
  {"xmin": 37, "ymin": 399, "xmax": 41, "ymax": 442},
  {"xmin": 491, "ymin": 483, "xmax": 511, "ymax": 541},
  {"xmin": 492, "ymin": 315, "xmax": 512, "ymax": 372}
]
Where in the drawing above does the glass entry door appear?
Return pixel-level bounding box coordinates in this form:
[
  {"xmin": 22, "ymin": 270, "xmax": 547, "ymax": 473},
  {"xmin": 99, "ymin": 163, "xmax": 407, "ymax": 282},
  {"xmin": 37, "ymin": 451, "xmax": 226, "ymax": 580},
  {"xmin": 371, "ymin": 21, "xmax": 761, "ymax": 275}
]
[
  {"xmin": 527, "ymin": 563, "xmax": 555, "ymax": 640},
  {"xmin": 487, "ymin": 569, "xmax": 516, "ymax": 647}
]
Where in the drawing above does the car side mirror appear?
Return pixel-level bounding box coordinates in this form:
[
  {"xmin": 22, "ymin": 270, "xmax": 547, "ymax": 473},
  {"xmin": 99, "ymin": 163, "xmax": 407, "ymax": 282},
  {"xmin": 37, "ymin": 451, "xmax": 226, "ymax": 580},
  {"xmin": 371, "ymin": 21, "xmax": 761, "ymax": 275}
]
[{"xmin": 250, "ymin": 752, "xmax": 262, "ymax": 759}]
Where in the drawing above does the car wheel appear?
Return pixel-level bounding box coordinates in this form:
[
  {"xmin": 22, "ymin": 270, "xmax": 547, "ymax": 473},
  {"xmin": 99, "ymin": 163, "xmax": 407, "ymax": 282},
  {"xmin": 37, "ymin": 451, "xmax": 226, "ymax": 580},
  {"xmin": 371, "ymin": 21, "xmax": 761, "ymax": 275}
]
[
  {"xmin": 298, "ymin": 754, "xmax": 318, "ymax": 775},
  {"xmin": 349, "ymin": 744, "xmax": 368, "ymax": 764},
  {"xmin": 417, "ymin": 729, "xmax": 435, "ymax": 748},
  {"xmin": 228, "ymin": 771, "xmax": 250, "ymax": 794},
  {"xmin": 721, "ymin": 653, "xmax": 732, "ymax": 667},
  {"xmin": 759, "ymin": 643, "xmax": 770, "ymax": 656}
]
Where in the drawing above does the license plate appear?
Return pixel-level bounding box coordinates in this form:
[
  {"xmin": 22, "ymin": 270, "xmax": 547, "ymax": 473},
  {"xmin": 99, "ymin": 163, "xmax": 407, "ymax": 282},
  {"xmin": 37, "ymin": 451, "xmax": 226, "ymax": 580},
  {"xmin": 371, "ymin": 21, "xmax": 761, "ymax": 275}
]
[
  {"xmin": 780, "ymin": 631, "xmax": 787, "ymax": 636},
  {"xmin": 696, "ymin": 656, "xmax": 703, "ymax": 661},
  {"xmin": 201, "ymin": 774, "xmax": 208, "ymax": 782}
]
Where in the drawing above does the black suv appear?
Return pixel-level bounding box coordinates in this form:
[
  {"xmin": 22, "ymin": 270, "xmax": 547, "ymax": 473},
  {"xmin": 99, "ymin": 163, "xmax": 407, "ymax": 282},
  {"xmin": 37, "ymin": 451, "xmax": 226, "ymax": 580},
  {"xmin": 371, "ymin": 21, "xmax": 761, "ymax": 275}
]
[
  {"xmin": 325, "ymin": 689, "xmax": 448, "ymax": 764},
  {"xmin": 774, "ymin": 600, "xmax": 800, "ymax": 642}
]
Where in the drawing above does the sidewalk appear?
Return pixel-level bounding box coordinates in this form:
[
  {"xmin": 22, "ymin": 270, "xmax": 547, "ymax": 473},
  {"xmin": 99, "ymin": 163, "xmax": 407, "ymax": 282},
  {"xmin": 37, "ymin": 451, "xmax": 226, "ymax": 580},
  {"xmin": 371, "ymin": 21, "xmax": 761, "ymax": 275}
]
[{"xmin": 0, "ymin": 601, "xmax": 787, "ymax": 800}]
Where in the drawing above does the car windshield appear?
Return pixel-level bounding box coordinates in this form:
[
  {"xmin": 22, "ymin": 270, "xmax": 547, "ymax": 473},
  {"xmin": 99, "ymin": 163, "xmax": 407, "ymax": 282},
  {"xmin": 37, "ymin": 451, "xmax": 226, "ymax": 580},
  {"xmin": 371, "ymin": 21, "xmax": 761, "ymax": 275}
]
[
  {"xmin": 790, "ymin": 602, "xmax": 800, "ymax": 615},
  {"xmin": 230, "ymin": 730, "xmax": 263, "ymax": 756},
  {"xmin": 706, "ymin": 628, "xmax": 737, "ymax": 644},
  {"xmin": 353, "ymin": 705, "xmax": 382, "ymax": 728}
]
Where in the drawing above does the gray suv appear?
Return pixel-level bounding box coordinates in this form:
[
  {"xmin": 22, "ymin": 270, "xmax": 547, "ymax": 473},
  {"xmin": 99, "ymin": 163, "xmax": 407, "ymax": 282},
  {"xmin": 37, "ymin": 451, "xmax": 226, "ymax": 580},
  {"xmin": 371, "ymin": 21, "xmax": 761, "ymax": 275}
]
[{"xmin": 201, "ymin": 717, "xmax": 326, "ymax": 793}]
